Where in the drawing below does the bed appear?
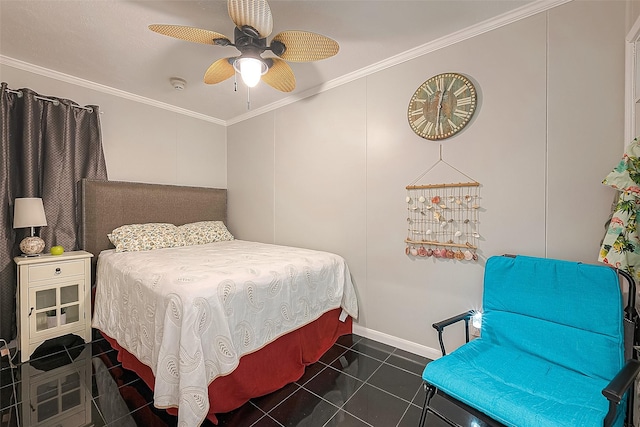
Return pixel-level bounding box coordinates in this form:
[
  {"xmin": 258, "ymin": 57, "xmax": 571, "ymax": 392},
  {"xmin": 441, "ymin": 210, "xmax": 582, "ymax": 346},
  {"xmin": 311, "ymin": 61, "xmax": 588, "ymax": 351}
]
[{"xmin": 79, "ymin": 179, "xmax": 358, "ymax": 426}]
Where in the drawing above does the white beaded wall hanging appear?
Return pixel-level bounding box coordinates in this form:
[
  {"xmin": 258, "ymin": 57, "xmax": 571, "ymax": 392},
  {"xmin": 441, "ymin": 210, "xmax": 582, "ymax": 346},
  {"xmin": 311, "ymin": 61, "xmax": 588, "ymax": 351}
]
[{"xmin": 405, "ymin": 149, "xmax": 481, "ymax": 261}]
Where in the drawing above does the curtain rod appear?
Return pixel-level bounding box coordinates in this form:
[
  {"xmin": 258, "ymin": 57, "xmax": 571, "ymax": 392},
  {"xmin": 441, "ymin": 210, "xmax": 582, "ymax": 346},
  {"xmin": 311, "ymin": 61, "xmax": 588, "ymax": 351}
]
[{"xmin": 4, "ymin": 88, "xmax": 97, "ymax": 113}]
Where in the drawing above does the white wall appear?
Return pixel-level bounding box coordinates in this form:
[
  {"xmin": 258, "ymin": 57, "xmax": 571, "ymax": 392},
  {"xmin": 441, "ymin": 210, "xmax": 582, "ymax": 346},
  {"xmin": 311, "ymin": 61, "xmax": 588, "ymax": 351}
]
[
  {"xmin": 227, "ymin": 113, "xmax": 275, "ymax": 243},
  {"xmin": 228, "ymin": 1, "xmax": 628, "ymax": 357},
  {"xmin": 629, "ymin": 0, "xmax": 640, "ymax": 31},
  {"xmin": 2, "ymin": 1, "xmax": 629, "ymax": 358},
  {"xmin": 0, "ymin": 64, "xmax": 227, "ymax": 188}
]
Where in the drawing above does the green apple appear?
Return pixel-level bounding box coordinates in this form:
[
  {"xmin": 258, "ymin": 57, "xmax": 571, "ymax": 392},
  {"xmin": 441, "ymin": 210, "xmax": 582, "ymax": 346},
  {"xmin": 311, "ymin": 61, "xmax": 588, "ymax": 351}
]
[{"xmin": 50, "ymin": 245, "xmax": 64, "ymax": 255}]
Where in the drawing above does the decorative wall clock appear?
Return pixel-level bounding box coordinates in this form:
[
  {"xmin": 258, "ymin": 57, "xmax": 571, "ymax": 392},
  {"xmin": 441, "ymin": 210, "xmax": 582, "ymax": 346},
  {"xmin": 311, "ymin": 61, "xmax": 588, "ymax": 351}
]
[{"xmin": 407, "ymin": 72, "xmax": 477, "ymax": 141}]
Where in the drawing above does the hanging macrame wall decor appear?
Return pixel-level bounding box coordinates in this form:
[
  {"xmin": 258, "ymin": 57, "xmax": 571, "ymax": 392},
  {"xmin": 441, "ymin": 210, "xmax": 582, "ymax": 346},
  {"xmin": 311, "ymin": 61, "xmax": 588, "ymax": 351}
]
[{"xmin": 405, "ymin": 148, "xmax": 481, "ymax": 261}]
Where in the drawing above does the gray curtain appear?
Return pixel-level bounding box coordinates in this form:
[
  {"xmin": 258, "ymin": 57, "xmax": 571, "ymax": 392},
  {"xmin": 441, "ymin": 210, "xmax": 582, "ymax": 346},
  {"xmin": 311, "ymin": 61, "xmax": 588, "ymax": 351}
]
[{"xmin": 0, "ymin": 82, "xmax": 108, "ymax": 342}]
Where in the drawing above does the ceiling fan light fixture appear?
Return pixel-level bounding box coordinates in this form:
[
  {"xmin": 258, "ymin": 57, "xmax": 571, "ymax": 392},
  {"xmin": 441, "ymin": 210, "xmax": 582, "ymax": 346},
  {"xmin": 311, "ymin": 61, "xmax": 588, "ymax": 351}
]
[
  {"xmin": 234, "ymin": 57, "xmax": 268, "ymax": 87},
  {"xmin": 149, "ymin": 0, "xmax": 339, "ymax": 94}
]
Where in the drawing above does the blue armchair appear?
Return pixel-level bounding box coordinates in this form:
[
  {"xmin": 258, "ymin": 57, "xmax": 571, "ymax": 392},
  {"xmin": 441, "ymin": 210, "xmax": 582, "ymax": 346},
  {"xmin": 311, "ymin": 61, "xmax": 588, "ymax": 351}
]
[{"xmin": 419, "ymin": 255, "xmax": 640, "ymax": 427}]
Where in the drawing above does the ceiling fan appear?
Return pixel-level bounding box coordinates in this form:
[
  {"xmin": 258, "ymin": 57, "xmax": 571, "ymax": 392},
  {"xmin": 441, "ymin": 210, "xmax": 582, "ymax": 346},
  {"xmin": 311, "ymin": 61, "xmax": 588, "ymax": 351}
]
[{"xmin": 149, "ymin": 0, "xmax": 339, "ymax": 93}]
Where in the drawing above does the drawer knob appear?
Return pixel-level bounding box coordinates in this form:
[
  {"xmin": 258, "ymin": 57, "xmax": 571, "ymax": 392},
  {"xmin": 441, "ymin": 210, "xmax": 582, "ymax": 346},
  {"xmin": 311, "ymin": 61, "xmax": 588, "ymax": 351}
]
[{"xmin": 54, "ymin": 268, "xmax": 61, "ymax": 275}]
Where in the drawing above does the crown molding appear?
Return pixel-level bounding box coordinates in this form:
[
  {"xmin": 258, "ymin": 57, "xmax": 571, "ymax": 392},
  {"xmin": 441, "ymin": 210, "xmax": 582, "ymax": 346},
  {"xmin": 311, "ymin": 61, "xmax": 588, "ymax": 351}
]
[
  {"xmin": 2, "ymin": 0, "xmax": 570, "ymax": 127},
  {"xmin": 227, "ymin": 0, "xmax": 571, "ymax": 125},
  {"xmin": 0, "ymin": 55, "xmax": 226, "ymax": 126}
]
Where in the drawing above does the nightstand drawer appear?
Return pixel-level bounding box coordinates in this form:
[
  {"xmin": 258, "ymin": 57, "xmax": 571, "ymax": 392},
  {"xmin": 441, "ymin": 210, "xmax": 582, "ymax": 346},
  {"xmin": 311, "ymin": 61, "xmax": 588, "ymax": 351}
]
[{"xmin": 29, "ymin": 260, "xmax": 85, "ymax": 282}]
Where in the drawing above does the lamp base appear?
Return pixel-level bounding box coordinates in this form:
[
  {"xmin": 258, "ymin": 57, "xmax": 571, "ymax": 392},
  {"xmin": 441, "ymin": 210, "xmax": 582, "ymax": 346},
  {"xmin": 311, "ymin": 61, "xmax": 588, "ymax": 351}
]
[{"xmin": 20, "ymin": 236, "xmax": 45, "ymax": 256}]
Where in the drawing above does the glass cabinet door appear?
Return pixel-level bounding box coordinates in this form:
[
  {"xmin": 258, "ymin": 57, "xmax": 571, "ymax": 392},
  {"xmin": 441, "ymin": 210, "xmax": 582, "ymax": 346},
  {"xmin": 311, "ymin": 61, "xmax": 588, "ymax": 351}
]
[
  {"xmin": 34, "ymin": 289, "xmax": 57, "ymax": 332},
  {"xmin": 30, "ymin": 281, "xmax": 83, "ymax": 336},
  {"xmin": 60, "ymin": 284, "xmax": 80, "ymax": 325}
]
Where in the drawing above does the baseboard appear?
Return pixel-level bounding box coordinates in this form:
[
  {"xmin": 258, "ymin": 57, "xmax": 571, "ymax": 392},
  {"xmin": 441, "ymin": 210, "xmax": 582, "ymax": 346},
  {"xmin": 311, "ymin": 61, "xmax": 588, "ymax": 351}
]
[{"xmin": 352, "ymin": 324, "xmax": 442, "ymax": 361}]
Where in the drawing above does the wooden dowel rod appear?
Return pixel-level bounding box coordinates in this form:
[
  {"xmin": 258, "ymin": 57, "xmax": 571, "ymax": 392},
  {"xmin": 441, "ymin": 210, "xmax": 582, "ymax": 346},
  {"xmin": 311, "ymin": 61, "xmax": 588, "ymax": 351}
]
[
  {"xmin": 406, "ymin": 182, "xmax": 480, "ymax": 190},
  {"xmin": 404, "ymin": 238, "xmax": 477, "ymax": 249}
]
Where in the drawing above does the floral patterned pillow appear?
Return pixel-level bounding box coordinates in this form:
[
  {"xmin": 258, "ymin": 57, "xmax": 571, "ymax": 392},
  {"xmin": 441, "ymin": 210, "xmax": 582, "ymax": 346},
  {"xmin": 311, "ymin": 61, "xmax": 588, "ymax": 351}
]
[
  {"xmin": 178, "ymin": 221, "xmax": 235, "ymax": 246},
  {"xmin": 108, "ymin": 223, "xmax": 185, "ymax": 252}
]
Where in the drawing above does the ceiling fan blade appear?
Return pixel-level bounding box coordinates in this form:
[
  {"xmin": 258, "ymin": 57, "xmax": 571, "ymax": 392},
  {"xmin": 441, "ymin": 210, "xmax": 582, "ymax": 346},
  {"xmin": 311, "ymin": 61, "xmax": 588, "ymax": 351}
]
[
  {"xmin": 227, "ymin": 0, "xmax": 273, "ymax": 38},
  {"xmin": 149, "ymin": 24, "xmax": 229, "ymax": 45},
  {"xmin": 204, "ymin": 58, "xmax": 236, "ymax": 84},
  {"xmin": 262, "ymin": 58, "xmax": 295, "ymax": 92},
  {"xmin": 272, "ymin": 31, "xmax": 339, "ymax": 62}
]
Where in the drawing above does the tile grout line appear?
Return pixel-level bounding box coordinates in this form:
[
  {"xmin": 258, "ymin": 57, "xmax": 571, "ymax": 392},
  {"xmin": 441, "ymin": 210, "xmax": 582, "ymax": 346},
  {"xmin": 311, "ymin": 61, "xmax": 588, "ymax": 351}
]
[
  {"xmin": 396, "ymin": 402, "xmax": 414, "ymax": 427},
  {"xmin": 90, "ymin": 397, "xmax": 109, "ymax": 426},
  {"xmin": 302, "ymin": 382, "xmax": 373, "ymax": 427},
  {"xmin": 105, "ymin": 400, "xmax": 153, "ymax": 426},
  {"xmin": 409, "ymin": 382, "xmax": 427, "ymax": 409},
  {"xmin": 257, "ymin": 383, "xmax": 302, "ymax": 417},
  {"xmin": 248, "ymin": 402, "xmax": 277, "ymax": 427},
  {"xmin": 294, "ymin": 360, "xmax": 330, "ymax": 387},
  {"xmin": 362, "ymin": 380, "xmax": 420, "ymax": 407},
  {"xmin": 380, "ymin": 359, "xmax": 424, "ymax": 378},
  {"xmin": 396, "ymin": 384, "xmax": 427, "ymax": 427}
]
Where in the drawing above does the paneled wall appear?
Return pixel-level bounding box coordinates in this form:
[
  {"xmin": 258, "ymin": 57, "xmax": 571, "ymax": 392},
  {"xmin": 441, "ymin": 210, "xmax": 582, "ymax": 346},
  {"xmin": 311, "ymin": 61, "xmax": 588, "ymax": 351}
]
[
  {"xmin": 2, "ymin": 0, "xmax": 630, "ymax": 357},
  {"xmin": 228, "ymin": 1, "xmax": 628, "ymax": 356},
  {"xmin": 0, "ymin": 64, "xmax": 227, "ymax": 188}
]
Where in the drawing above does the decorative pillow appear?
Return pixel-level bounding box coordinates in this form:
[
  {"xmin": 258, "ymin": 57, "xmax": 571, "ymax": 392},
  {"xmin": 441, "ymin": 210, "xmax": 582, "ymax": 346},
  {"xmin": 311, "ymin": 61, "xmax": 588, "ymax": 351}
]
[
  {"xmin": 178, "ymin": 221, "xmax": 234, "ymax": 246},
  {"xmin": 108, "ymin": 223, "xmax": 185, "ymax": 252}
]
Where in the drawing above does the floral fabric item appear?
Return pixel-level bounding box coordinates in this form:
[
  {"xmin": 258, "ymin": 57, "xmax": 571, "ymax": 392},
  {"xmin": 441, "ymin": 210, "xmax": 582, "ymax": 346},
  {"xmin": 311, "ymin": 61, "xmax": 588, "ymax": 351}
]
[
  {"xmin": 108, "ymin": 223, "xmax": 185, "ymax": 252},
  {"xmin": 599, "ymin": 138, "xmax": 640, "ymax": 281},
  {"xmin": 178, "ymin": 221, "xmax": 234, "ymax": 246}
]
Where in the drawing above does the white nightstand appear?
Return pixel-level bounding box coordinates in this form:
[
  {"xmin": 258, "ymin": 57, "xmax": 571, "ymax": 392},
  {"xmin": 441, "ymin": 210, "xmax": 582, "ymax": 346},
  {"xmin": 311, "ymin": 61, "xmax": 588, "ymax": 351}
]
[{"xmin": 14, "ymin": 251, "xmax": 93, "ymax": 363}]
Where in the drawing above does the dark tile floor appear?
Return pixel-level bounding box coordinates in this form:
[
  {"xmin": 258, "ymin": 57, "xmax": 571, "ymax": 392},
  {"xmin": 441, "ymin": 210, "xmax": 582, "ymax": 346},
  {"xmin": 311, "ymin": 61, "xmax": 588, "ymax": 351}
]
[{"xmin": 1, "ymin": 331, "xmax": 433, "ymax": 427}]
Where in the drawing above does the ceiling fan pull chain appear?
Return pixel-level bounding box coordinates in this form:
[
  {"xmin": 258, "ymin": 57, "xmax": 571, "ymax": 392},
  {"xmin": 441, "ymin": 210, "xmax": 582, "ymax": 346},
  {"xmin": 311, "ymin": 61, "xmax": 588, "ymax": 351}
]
[{"xmin": 247, "ymin": 87, "xmax": 251, "ymax": 110}]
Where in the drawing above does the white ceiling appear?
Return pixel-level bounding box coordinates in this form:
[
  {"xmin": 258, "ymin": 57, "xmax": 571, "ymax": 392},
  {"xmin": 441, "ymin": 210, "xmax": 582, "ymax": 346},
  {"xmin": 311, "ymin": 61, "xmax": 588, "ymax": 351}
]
[{"xmin": 0, "ymin": 0, "xmax": 546, "ymax": 124}]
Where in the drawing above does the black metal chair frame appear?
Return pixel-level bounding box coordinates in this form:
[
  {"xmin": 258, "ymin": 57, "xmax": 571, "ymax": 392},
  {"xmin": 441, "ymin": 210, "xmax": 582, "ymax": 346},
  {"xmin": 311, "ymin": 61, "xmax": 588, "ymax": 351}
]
[{"xmin": 418, "ymin": 268, "xmax": 640, "ymax": 427}]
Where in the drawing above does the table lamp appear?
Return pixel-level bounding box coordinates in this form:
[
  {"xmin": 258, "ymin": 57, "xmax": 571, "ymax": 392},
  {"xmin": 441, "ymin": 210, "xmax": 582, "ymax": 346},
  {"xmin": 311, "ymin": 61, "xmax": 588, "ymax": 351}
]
[{"xmin": 14, "ymin": 198, "xmax": 48, "ymax": 256}]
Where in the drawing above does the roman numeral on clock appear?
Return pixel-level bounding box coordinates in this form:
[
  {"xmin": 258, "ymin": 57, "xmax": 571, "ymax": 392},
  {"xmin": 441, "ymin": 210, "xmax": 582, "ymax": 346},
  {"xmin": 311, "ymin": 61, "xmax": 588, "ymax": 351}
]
[
  {"xmin": 453, "ymin": 85, "xmax": 468, "ymax": 97},
  {"xmin": 424, "ymin": 121, "xmax": 434, "ymax": 135},
  {"xmin": 412, "ymin": 115, "xmax": 426, "ymax": 130},
  {"xmin": 423, "ymin": 85, "xmax": 434, "ymax": 96},
  {"xmin": 453, "ymin": 109, "xmax": 469, "ymax": 119},
  {"xmin": 457, "ymin": 97, "xmax": 473, "ymax": 106}
]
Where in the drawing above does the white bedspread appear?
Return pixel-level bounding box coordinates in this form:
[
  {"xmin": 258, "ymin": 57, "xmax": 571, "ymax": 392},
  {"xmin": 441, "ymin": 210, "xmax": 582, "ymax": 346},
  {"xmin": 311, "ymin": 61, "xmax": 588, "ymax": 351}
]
[{"xmin": 91, "ymin": 240, "xmax": 358, "ymax": 427}]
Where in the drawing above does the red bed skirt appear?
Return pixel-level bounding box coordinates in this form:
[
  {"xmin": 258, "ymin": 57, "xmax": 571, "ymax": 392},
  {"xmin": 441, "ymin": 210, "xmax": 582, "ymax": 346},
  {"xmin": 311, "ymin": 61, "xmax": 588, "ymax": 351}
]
[{"xmin": 101, "ymin": 308, "xmax": 352, "ymax": 425}]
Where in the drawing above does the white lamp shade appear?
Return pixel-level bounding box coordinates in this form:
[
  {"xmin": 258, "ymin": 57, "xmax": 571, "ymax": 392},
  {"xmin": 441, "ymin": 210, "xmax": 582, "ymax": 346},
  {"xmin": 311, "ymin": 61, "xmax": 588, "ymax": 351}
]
[{"xmin": 13, "ymin": 198, "xmax": 47, "ymax": 229}]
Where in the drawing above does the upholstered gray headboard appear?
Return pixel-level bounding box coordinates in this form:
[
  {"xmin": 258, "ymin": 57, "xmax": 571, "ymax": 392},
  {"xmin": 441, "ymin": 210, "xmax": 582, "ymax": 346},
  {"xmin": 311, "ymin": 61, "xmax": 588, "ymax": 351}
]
[{"xmin": 79, "ymin": 179, "xmax": 227, "ymax": 279}]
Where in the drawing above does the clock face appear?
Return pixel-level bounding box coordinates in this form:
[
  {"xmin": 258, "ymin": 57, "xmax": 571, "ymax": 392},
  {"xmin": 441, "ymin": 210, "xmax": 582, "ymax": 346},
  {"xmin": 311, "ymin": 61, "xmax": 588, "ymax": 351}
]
[{"xmin": 408, "ymin": 73, "xmax": 477, "ymax": 141}]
